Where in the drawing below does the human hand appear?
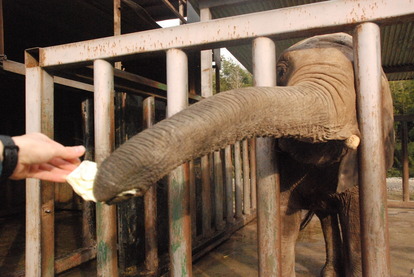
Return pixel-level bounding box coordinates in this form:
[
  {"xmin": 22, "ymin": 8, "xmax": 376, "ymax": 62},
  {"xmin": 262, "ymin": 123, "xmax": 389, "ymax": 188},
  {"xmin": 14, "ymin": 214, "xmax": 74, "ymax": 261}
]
[{"xmin": 10, "ymin": 133, "xmax": 86, "ymax": 182}]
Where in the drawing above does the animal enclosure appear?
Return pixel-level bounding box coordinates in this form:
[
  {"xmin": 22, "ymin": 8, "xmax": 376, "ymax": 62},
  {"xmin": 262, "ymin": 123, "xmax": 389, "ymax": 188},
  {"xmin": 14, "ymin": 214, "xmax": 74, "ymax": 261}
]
[{"xmin": 1, "ymin": 0, "xmax": 414, "ymax": 276}]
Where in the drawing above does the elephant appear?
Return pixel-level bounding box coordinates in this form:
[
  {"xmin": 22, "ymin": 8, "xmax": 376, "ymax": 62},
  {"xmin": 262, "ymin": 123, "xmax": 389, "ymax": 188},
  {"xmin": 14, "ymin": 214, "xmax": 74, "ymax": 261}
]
[{"xmin": 93, "ymin": 33, "xmax": 394, "ymax": 276}]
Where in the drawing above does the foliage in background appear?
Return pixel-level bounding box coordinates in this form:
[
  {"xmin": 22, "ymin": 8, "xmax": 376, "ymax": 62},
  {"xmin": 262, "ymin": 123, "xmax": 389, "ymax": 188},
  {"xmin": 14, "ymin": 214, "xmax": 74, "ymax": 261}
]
[
  {"xmin": 389, "ymin": 80, "xmax": 414, "ymax": 177},
  {"xmin": 216, "ymin": 56, "xmax": 252, "ymax": 90}
]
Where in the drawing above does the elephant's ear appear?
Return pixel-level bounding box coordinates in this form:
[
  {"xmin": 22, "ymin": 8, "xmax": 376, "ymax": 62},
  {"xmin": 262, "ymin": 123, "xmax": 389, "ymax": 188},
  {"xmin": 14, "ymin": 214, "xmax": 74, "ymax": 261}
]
[{"xmin": 337, "ymin": 149, "xmax": 358, "ymax": 193}]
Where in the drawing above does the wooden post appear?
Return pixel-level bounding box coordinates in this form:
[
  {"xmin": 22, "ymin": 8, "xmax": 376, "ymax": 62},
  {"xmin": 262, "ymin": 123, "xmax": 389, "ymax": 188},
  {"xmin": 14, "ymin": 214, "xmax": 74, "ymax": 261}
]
[
  {"xmin": 25, "ymin": 49, "xmax": 55, "ymax": 277},
  {"xmin": 94, "ymin": 59, "xmax": 119, "ymax": 277},
  {"xmin": 354, "ymin": 23, "xmax": 391, "ymax": 277},
  {"xmin": 253, "ymin": 37, "xmax": 281, "ymax": 277},
  {"xmin": 167, "ymin": 48, "xmax": 192, "ymax": 277}
]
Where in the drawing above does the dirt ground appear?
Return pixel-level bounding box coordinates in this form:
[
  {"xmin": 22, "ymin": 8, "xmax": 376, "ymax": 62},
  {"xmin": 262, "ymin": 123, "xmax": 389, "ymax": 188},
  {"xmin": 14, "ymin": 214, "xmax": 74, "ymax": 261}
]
[{"xmin": 193, "ymin": 208, "xmax": 414, "ymax": 277}]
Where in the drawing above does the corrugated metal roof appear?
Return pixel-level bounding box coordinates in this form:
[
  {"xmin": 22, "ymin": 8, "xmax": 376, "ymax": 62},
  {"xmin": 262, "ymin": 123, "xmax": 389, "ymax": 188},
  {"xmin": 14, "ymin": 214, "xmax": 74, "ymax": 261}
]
[{"xmin": 204, "ymin": 0, "xmax": 414, "ymax": 81}]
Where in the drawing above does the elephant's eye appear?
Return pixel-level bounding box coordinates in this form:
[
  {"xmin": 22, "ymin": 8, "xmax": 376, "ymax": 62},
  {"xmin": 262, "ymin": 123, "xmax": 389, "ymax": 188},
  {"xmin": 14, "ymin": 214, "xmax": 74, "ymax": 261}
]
[{"xmin": 277, "ymin": 62, "xmax": 288, "ymax": 80}]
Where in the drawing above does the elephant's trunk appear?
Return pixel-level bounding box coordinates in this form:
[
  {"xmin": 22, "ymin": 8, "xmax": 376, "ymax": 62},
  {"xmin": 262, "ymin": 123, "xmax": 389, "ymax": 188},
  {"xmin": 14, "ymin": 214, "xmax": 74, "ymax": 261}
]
[{"xmin": 94, "ymin": 82, "xmax": 359, "ymax": 202}]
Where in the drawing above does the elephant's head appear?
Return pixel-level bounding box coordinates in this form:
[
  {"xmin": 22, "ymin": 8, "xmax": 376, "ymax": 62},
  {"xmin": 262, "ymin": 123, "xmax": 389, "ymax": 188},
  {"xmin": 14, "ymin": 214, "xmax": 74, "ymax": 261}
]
[{"xmin": 93, "ymin": 33, "xmax": 393, "ymax": 203}]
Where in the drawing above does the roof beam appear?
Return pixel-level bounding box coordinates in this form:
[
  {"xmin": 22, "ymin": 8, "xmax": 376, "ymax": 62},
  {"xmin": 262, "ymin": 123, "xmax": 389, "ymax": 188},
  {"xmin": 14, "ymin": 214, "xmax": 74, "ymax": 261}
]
[
  {"xmin": 383, "ymin": 64, "xmax": 414, "ymax": 74},
  {"xmin": 38, "ymin": 0, "xmax": 414, "ymax": 68}
]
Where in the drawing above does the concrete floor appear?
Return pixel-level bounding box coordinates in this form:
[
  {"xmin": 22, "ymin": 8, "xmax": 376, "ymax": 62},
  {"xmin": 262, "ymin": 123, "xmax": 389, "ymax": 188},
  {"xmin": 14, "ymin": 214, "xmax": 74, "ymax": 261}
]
[
  {"xmin": 1, "ymin": 208, "xmax": 413, "ymax": 276},
  {"xmin": 193, "ymin": 208, "xmax": 414, "ymax": 277}
]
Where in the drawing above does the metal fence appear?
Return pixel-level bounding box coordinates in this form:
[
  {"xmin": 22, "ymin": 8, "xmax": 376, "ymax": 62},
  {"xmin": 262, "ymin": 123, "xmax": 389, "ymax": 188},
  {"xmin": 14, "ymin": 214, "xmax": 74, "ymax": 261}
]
[{"xmin": 24, "ymin": 0, "xmax": 414, "ymax": 276}]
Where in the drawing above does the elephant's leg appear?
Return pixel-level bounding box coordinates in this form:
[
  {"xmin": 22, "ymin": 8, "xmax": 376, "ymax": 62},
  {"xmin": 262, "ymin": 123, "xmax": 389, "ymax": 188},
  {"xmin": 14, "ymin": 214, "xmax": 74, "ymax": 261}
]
[
  {"xmin": 280, "ymin": 205, "xmax": 301, "ymax": 277},
  {"xmin": 316, "ymin": 212, "xmax": 344, "ymax": 277},
  {"xmin": 338, "ymin": 186, "xmax": 362, "ymax": 276}
]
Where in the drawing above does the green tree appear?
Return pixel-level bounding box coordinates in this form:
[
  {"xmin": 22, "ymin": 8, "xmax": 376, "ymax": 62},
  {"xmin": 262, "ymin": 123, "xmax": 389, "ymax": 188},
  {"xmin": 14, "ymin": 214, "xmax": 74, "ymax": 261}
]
[
  {"xmin": 218, "ymin": 56, "xmax": 252, "ymax": 91},
  {"xmin": 389, "ymin": 80, "xmax": 414, "ymax": 177},
  {"xmin": 391, "ymin": 80, "xmax": 414, "ymax": 115}
]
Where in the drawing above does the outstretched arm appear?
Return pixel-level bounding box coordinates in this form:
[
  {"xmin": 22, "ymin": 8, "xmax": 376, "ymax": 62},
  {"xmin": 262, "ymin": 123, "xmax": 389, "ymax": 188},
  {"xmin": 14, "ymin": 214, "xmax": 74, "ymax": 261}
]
[{"xmin": 0, "ymin": 133, "xmax": 85, "ymax": 183}]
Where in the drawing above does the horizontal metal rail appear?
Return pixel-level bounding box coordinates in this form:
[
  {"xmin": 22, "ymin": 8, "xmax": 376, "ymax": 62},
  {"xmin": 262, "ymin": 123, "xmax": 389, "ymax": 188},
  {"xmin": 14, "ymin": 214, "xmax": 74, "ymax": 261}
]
[
  {"xmin": 1, "ymin": 59, "xmax": 203, "ymax": 101},
  {"xmin": 37, "ymin": 0, "xmax": 414, "ymax": 68}
]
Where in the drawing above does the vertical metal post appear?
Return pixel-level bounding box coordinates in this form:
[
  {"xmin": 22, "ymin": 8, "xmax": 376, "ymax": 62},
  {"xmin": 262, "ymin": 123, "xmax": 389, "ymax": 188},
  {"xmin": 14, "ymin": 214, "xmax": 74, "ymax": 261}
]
[
  {"xmin": 234, "ymin": 142, "xmax": 243, "ymax": 219},
  {"xmin": 249, "ymin": 138, "xmax": 257, "ymax": 210},
  {"xmin": 401, "ymin": 121, "xmax": 410, "ymax": 202},
  {"xmin": 167, "ymin": 48, "xmax": 192, "ymax": 277},
  {"xmin": 0, "ymin": 0, "xmax": 4, "ymax": 56},
  {"xmin": 214, "ymin": 151, "xmax": 225, "ymax": 229},
  {"xmin": 143, "ymin": 97, "xmax": 159, "ymax": 275},
  {"xmin": 94, "ymin": 59, "xmax": 119, "ymax": 277},
  {"xmin": 242, "ymin": 140, "xmax": 251, "ymax": 215},
  {"xmin": 354, "ymin": 23, "xmax": 391, "ymax": 277},
  {"xmin": 253, "ymin": 37, "xmax": 281, "ymax": 277},
  {"xmin": 25, "ymin": 50, "xmax": 55, "ymax": 277},
  {"xmin": 201, "ymin": 154, "xmax": 212, "ymax": 236},
  {"xmin": 224, "ymin": 145, "xmax": 234, "ymax": 224},
  {"xmin": 200, "ymin": 7, "xmax": 213, "ymax": 237},
  {"xmin": 81, "ymin": 99, "xmax": 96, "ymax": 247}
]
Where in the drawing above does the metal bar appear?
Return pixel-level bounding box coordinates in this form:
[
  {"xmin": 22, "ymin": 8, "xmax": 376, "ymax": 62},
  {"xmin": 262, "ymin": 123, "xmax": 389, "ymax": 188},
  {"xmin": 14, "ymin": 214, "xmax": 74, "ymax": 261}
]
[
  {"xmin": 0, "ymin": 0, "xmax": 3, "ymax": 55},
  {"xmin": 354, "ymin": 23, "xmax": 391, "ymax": 277},
  {"xmin": 401, "ymin": 121, "xmax": 410, "ymax": 202},
  {"xmin": 201, "ymin": 154, "xmax": 212, "ymax": 236},
  {"xmin": 395, "ymin": 114, "xmax": 414, "ymax": 122},
  {"xmin": 143, "ymin": 96, "xmax": 159, "ymax": 275},
  {"xmin": 1, "ymin": 59, "xmax": 96, "ymax": 92},
  {"xmin": 25, "ymin": 52, "xmax": 54, "ymax": 276},
  {"xmin": 166, "ymin": 48, "xmax": 192, "ymax": 277},
  {"xmin": 54, "ymin": 247, "xmax": 97, "ymax": 274},
  {"xmin": 200, "ymin": 8, "xmax": 214, "ymax": 237},
  {"xmin": 114, "ymin": 0, "xmax": 121, "ymax": 36},
  {"xmin": 38, "ymin": 0, "xmax": 414, "ymax": 68},
  {"xmin": 113, "ymin": 67, "xmax": 167, "ymax": 91},
  {"xmin": 214, "ymin": 151, "xmax": 225, "ymax": 229},
  {"xmin": 242, "ymin": 140, "xmax": 251, "ymax": 215},
  {"xmin": 253, "ymin": 37, "xmax": 281, "ymax": 277},
  {"xmin": 249, "ymin": 138, "xmax": 257, "ymax": 210},
  {"xmin": 388, "ymin": 200, "xmax": 414, "ymax": 208},
  {"xmin": 199, "ymin": 0, "xmax": 252, "ymax": 9},
  {"xmin": 81, "ymin": 99, "xmax": 96, "ymax": 248},
  {"xmin": 224, "ymin": 145, "xmax": 234, "ymax": 224},
  {"xmin": 234, "ymin": 142, "xmax": 243, "ymax": 219},
  {"xmin": 189, "ymin": 159, "xmax": 197, "ymax": 240},
  {"xmin": 161, "ymin": 0, "xmax": 187, "ymax": 24},
  {"xmin": 94, "ymin": 59, "xmax": 119, "ymax": 277},
  {"xmin": 25, "ymin": 50, "xmax": 55, "ymax": 277}
]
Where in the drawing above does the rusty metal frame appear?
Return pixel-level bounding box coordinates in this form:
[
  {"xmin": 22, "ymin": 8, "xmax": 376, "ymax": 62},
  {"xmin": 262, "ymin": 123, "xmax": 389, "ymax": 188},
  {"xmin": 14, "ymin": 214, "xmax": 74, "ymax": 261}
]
[
  {"xmin": 94, "ymin": 59, "xmax": 119, "ymax": 276},
  {"xmin": 25, "ymin": 49, "xmax": 55, "ymax": 277},
  {"xmin": 166, "ymin": 48, "xmax": 192, "ymax": 277},
  {"xmin": 23, "ymin": 1, "xmax": 414, "ymax": 276},
  {"xmin": 354, "ymin": 22, "xmax": 390, "ymax": 276},
  {"xmin": 253, "ymin": 36, "xmax": 281, "ymax": 276},
  {"xmin": 36, "ymin": 0, "xmax": 414, "ymax": 69}
]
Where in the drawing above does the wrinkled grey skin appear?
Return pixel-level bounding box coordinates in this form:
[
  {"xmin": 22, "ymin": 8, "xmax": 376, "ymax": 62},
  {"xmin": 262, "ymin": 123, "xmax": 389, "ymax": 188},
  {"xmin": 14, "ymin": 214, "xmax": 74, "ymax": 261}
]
[{"xmin": 94, "ymin": 33, "xmax": 394, "ymax": 276}]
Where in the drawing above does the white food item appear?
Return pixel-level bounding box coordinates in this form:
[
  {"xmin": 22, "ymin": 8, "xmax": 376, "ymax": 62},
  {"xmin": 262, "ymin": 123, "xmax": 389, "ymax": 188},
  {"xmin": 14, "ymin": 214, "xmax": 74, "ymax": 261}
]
[
  {"xmin": 66, "ymin": 160, "xmax": 98, "ymax": 202},
  {"xmin": 66, "ymin": 160, "xmax": 140, "ymax": 203}
]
